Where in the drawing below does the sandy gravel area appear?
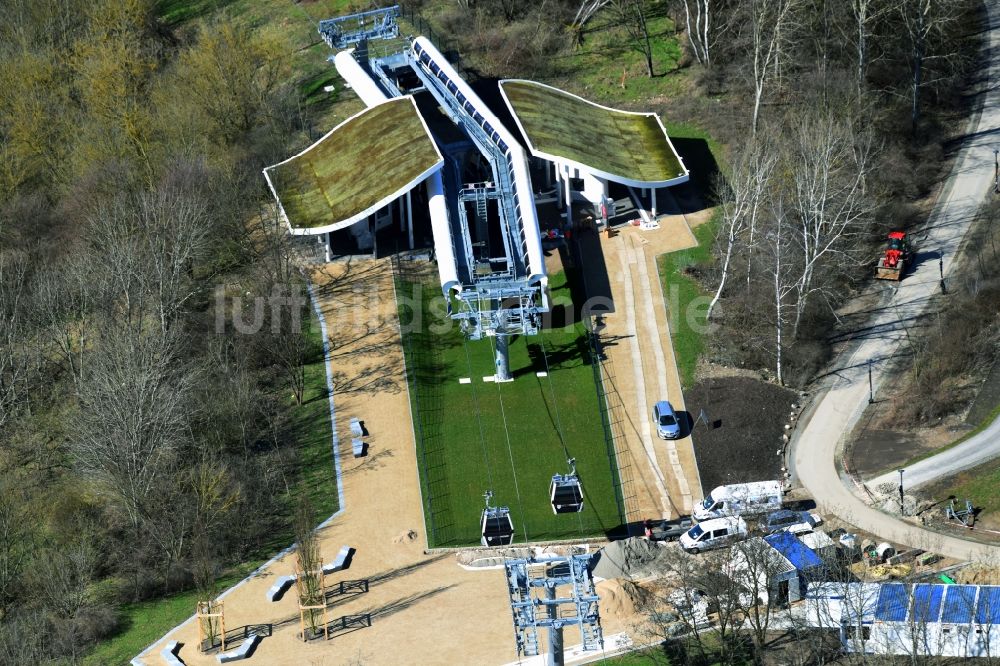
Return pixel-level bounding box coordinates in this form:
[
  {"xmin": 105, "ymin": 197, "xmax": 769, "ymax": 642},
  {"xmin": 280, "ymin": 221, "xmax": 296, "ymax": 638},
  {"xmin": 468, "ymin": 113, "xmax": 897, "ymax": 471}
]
[
  {"xmin": 145, "ymin": 259, "xmax": 521, "ymax": 665},
  {"xmin": 595, "ymin": 214, "xmax": 705, "ymax": 521}
]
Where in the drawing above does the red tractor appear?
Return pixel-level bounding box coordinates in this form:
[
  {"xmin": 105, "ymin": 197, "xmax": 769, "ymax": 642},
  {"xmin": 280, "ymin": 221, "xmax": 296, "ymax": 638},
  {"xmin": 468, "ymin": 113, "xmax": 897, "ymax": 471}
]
[{"xmin": 875, "ymin": 231, "xmax": 910, "ymax": 281}]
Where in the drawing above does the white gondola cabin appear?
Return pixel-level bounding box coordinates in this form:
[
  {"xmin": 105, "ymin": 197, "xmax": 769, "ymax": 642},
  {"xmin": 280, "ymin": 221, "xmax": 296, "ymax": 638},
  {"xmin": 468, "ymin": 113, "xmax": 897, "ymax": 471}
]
[
  {"xmin": 550, "ymin": 458, "xmax": 584, "ymax": 514},
  {"xmin": 481, "ymin": 491, "xmax": 515, "ymax": 547}
]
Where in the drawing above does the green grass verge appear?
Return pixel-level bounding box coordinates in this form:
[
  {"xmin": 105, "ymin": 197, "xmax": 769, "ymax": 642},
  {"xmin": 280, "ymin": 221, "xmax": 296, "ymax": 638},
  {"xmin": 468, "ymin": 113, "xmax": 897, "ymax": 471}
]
[
  {"xmin": 86, "ymin": 309, "xmax": 339, "ymax": 664},
  {"xmin": 657, "ymin": 208, "xmax": 719, "ymax": 390},
  {"xmin": 397, "ymin": 269, "xmax": 624, "ymax": 547},
  {"xmin": 931, "ymin": 455, "xmax": 1000, "ymax": 519}
]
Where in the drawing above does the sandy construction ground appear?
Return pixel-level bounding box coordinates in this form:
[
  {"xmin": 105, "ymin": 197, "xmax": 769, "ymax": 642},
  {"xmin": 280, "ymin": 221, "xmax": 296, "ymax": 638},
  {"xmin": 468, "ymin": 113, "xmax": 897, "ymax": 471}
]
[
  {"xmin": 595, "ymin": 213, "xmax": 706, "ymax": 522},
  {"xmin": 144, "ymin": 259, "xmax": 525, "ymax": 665}
]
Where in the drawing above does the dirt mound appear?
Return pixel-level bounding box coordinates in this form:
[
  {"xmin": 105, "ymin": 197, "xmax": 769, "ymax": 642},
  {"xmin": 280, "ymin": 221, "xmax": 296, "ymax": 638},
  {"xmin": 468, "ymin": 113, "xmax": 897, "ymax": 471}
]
[
  {"xmin": 597, "ymin": 579, "xmax": 650, "ymax": 619},
  {"xmin": 957, "ymin": 564, "xmax": 1000, "ymax": 585},
  {"xmin": 591, "ymin": 538, "xmax": 671, "ymax": 580},
  {"xmin": 392, "ymin": 529, "xmax": 418, "ymax": 544}
]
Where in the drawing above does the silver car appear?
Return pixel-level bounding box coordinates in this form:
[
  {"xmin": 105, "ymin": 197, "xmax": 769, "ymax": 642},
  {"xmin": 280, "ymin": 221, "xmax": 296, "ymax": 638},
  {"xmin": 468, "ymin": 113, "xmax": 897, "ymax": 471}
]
[{"xmin": 653, "ymin": 400, "xmax": 681, "ymax": 439}]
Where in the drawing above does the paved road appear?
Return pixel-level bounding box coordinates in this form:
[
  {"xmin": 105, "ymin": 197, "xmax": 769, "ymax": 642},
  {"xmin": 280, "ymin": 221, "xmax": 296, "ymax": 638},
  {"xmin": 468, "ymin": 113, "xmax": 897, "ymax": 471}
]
[
  {"xmin": 866, "ymin": 414, "xmax": 1000, "ymax": 491},
  {"xmin": 790, "ymin": 0, "xmax": 1000, "ymax": 562}
]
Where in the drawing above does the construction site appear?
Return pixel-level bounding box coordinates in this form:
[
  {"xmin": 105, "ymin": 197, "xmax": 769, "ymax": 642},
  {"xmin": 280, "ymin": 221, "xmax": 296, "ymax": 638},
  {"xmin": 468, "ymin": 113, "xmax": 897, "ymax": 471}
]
[{"xmin": 133, "ymin": 6, "xmax": 1000, "ymax": 666}]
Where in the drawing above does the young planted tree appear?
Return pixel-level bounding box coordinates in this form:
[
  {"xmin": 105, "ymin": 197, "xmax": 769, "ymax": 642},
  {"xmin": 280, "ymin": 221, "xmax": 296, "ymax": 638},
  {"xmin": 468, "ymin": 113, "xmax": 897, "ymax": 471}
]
[
  {"xmin": 899, "ymin": 0, "xmax": 961, "ymax": 131},
  {"xmin": 614, "ymin": 0, "xmax": 656, "ymax": 77}
]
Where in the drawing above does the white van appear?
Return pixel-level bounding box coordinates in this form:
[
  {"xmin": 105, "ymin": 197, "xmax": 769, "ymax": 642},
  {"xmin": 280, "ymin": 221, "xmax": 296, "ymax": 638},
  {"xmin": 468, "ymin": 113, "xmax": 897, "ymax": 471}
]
[
  {"xmin": 693, "ymin": 480, "xmax": 783, "ymax": 522},
  {"xmin": 679, "ymin": 516, "xmax": 748, "ymax": 553}
]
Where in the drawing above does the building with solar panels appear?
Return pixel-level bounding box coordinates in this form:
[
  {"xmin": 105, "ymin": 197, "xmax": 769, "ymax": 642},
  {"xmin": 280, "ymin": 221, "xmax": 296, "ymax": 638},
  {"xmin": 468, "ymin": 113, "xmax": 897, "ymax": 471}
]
[{"xmin": 805, "ymin": 581, "xmax": 1000, "ymax": 657}]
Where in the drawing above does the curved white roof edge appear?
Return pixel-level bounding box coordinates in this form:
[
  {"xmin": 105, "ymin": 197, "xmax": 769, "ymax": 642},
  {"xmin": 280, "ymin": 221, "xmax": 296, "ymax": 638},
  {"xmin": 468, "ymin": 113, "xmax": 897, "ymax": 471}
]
[
  {"xmin": 426, "ymin": 170, "xmax": 461, "ymax": 295},
  {"xmin": 413, "ymin": 38, "xmax": 546, "ymax": 285},
  {"xmin": 498, "ymin": 79, "xmax": 690, "ymax": 188},
  {"xmin": 262, "ymin": 96, "xmax": 444, "ymax": 236},
  {"xmin": 548, "ymin": 152, "xmax": 690, "ymax": 189}
]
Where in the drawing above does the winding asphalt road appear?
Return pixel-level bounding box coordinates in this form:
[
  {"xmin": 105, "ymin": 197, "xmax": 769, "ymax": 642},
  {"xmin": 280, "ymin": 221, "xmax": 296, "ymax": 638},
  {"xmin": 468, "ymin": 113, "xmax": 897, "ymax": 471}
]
[{"xmin": 790, "ymin": 0, "xmax": 1000, "ymax": 562}]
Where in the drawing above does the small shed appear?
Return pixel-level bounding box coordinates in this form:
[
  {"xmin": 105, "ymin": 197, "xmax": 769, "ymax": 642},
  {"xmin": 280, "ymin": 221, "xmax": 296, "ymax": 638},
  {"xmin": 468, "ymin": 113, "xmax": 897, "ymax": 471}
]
[
  {"xmin": 799, "ymin": 530, "xmax": 837, "ymax": 562},
  {"xmin": 726, "ymin": 532, "xmax": 826, "ymax": 605}
]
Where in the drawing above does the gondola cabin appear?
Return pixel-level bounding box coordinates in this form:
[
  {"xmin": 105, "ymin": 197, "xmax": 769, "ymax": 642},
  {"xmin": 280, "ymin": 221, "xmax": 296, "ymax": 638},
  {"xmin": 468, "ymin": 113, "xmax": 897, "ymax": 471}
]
[
  {"xmin": 549, "ymin": 459, "xmax": 584, "ymax": 514},
  {"xmin": 481, "ymin": 491, "xmax": 515, "ymax": 546}
]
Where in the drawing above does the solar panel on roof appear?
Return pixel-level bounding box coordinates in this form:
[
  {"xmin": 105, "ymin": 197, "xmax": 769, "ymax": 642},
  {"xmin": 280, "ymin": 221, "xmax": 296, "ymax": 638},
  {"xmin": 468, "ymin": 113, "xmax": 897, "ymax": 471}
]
[
  {"xmin": 911, "ymin": 584, "xmax": 944, "ymax": 623},
  {"xmin": 875, "ymin": 583, "xmax": 909, "ymax": 623},
  {"xmin": 975, "ymin": 586, "xmax": 1000, "ymax": 625},
  {"xmin": 942, "ymin": 585, "xmax": 978, "ymax": 624}
]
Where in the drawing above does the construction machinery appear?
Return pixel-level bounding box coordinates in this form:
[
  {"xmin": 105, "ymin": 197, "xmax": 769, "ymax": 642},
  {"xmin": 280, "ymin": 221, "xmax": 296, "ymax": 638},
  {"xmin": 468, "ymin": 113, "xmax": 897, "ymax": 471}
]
[{"xmin": 875, "ymin": 231, "xmax": 910, "ymax": 281}]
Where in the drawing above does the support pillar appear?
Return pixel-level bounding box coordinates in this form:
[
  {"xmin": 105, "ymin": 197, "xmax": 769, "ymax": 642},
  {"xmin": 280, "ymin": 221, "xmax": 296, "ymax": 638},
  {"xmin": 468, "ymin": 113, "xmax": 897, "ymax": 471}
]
[
  {"xmin": 545, "ymin": 160, "xmax": 553, "ymax": 189},
  {"xmin": 406, "ymin": 190, "xmax": 414, "ymax": 249},
  {"xmin": 324, "ymin": 232, "xmax": 331, "ymax": 263},
  {"xmin": 495, "ymin": 334, "xmax": 512, "ymax": 383},
  {"xmin": 651, "ymin": 187, "xmax": 658, "ymax": 219},
  {"xmin": 546, "ymin": 583, "xmax": 563, "ymax": 666},
  {"xmin": 563, "ymin": 163, "xmax": 572, "ymax": 226}
]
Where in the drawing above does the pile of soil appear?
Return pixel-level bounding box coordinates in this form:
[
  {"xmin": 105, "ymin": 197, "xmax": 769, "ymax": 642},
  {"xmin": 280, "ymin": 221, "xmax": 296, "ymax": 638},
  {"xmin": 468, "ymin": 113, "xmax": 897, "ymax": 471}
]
[
  {"xmin": 685, "ymin": 377, "xmax": 797, "ymax": 491},
  {"xmin": 591, "ymin": 538, "xmax": 671, "ymax": 580},
  {"xmin": 596, "ymin": 579, "xmax": 650, "ymax": 619}
]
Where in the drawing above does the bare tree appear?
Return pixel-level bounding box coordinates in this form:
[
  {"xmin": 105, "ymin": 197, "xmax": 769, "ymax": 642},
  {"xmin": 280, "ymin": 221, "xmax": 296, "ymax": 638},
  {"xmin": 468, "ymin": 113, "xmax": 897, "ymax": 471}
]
[
  {"xmin": 849, "ymin": 0, "xmax": 897, "ymax": 97},
  {"xmin": 0, "ymin": 486, "xmax": 30, "ymax": 619},
  {"xmin": 72, "ymin": 327, "xmax": 191, "ymax": 532},
  {"xmin": 747, "ymin": 0, "xmax": 801, "ymax": 136},
  {"xmin": 707, "ymin": 139, "xmax": 776, "ymax": 320},
  {"xmin": 681, "ymin": 0, "xmax": 713, "ymax": 66},
  {"xmin": 899, "ymin": 0, "xmax": 960, "ymax": 131},
  {"xmin": 0, "ymin": 252, "xmax": 29, "ymax": 430},
  {"xmin": 765, "ymin": 200, "xmax": 797, "ymax": 385},
  {"xmin": 786, "ymin": 111, "xmax": 874, "ymax": 337},
  {"xmin": 571, "ymin": 0, "xmax": 613, "ymax": 45},
  {"xmin": 614, "ymin": 0, "xmax": 656, "ymax": 77}
]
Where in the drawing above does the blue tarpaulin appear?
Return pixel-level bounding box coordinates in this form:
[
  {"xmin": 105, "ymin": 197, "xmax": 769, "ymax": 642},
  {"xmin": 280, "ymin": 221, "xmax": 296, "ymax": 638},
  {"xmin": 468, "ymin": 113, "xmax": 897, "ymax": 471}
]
[{"xmin": 763, "ymin": 531, "xmax": 823, "ymax": 570}]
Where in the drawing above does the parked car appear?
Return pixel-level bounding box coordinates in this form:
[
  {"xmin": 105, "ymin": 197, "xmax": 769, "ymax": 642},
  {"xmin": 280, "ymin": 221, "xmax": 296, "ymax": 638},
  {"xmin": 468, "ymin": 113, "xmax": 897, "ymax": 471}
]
[
  {"xmin": 652, "ymin": 400, "xmax": 681, "ymax": 439},
  {"xmin": 679, "ymin": 516, "xmax": 748, "ymax": 553},
  {"xmin": 646, "ymin": 516, "xmax": 694, "ymax": 542},
  {"xmin": 762, "ymin": 509, "xmax": 822, "ymax": 535},
  {"xmin": 693, "ymin": 480, "xmax": 783, "ymax": 521}
]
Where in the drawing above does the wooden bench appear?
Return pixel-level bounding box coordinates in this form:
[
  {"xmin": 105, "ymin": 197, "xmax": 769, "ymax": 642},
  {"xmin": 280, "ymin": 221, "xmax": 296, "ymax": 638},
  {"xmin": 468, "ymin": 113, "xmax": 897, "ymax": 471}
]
[
  {"xmin": 322, "ymin": 545, "xmax": 353, "ymax": 575},
  {"xmin": 160, "ymin": 640, "xmax": 185, "ymax": 666},
  {"xmin": 216, "ymin": 634, "xmax": 260, "ymax": 663},
  {"xmin": 266, "ymin": 575, "xmax": 296, "ymax": 602}
]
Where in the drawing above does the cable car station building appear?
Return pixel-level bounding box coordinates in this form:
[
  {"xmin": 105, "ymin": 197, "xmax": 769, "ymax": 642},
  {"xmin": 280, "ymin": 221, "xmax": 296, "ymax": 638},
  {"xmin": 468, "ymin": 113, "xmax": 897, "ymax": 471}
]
[{"xmin": 264, "ymin": 6, "xmax": 689, "ymax": 381}]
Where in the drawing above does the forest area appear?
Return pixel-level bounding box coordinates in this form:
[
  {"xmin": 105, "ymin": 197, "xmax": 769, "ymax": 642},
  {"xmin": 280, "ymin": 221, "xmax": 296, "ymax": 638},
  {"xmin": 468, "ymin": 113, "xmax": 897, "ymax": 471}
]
[
  {"xmin": 0, "ymin": 0, "xmax": 996, "ymax": 663},
  {"xmin": 0, "ymin": 0, "xmax": 333, "ymax": 662}
]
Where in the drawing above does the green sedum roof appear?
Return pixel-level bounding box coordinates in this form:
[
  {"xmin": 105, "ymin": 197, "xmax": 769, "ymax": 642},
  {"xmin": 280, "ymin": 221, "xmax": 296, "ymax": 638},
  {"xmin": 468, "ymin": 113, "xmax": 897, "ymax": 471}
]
[
  {"xmin": 265, "ymin": 97, "xmax": 442, "ymax": 231},
  {"xmin": 500, "ymin": 80, "xmax": 686, "ymax": 184}
]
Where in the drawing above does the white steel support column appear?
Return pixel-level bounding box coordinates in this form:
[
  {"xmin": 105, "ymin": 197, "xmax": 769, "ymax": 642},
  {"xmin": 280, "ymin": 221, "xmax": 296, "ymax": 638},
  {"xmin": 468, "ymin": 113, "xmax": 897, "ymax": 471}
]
[
  {"xmin": 406, "ymin": 190, "xmax": 414, "ymax": 249},
  {"xmin": 651, "ymin": 187, "xmax": 658, "ymax": 219},
  {"xmin": 325, "ymin": 232, "xmax": 331, "ymax": 263},
  {"xmin": 563, "ymin": 163, "xmax": 572, "ymax": 225}
]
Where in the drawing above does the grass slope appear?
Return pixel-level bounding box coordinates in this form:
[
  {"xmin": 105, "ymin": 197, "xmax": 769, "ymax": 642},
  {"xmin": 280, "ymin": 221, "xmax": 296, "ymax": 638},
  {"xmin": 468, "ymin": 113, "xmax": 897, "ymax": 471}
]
[
  {"xmin": 85, "ymin": 309, "xmax": 339, "ymax": 664},
  {"xmin": 398, "ymin": 270, "xmax": 624, "ymax": 547}
]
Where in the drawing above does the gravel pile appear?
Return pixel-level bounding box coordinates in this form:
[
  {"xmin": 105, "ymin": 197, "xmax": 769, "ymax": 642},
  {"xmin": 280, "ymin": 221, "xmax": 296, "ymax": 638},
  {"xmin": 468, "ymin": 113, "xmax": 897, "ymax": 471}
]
[{"xmin": 591, "ymin": 538, "xmax": 670, "ymax": 580}]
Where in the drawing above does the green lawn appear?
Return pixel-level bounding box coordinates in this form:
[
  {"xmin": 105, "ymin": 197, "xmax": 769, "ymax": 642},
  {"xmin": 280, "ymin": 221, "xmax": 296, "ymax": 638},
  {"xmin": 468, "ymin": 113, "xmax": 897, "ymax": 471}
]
[
  {"xmin": 929, "ymin": 454, "xmax": 1000, "ymax": 522},
  {"xmin": 553, "ymin": 9, "xmax": 686, "ymax": 104},
  {"xmin": 397, "ymin": 270, "xmax": 624, "ymax": 547},
  {"xmin": 86, "ymin": 308, "xmax": 339, "ymax": 664}
]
